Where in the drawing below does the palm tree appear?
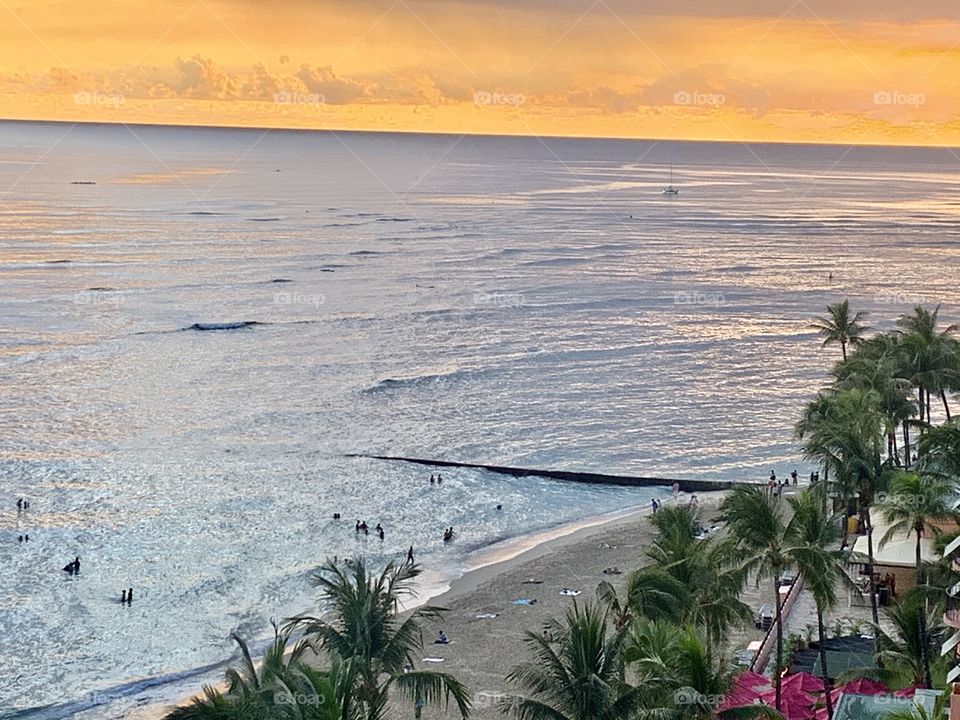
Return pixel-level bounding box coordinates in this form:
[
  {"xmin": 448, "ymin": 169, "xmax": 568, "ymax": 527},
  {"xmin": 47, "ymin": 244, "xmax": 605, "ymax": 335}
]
[
  {"xmin": 165, "ymin": 622, "xmax": 354, "ymax": 720},
  {"xmin": 786, "ymin": 487, "xmax": 851, "ymax": 720},
  {"xmin": 502, "ymin": 601, "xmax": 641, "ymax": 720},
  {"xmin": 919, "ymin": 420, "xmax": 960, "ymax": 479},
  {"xmin": 627, "ymin": 504, "xmax": 751, "ymax": 652},
  {"xmin": 288, "ymin": 558, "xmax": 470, "ymax": 720},
  {"xmin": 850, "ymin": 587, "xmax": 948, "ymax": 690},
  {"xmin": 797, "ymin": 388, "xmax": 889, "ymax": 631},
  {"xmin": 896, "ymin": 305, "xmax": 959, "ymax": 423},
  {"xmin": 719, "ymin": 485, "xmax": 797, "ymax": 711},
  {"xmin": 624, "ymin": 620, "xmax": 732, "ymax": 720},
  {"xmin": 811, "ymin": 300, "xmax": 869, "ymax": 361},
  {"xmin": 878, "ymin": 471, "xmax": 958, "ymax": 687},
  {"xmin": 835, "ymin": 337, "xmax": 916, "ymax": 465}
]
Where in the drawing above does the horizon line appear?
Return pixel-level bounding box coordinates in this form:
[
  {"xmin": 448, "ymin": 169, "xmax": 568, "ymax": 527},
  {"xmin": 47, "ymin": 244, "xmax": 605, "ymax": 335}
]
[{"xmin": 2, "ymin": 116, "xmax": 959, "ymax": 153}]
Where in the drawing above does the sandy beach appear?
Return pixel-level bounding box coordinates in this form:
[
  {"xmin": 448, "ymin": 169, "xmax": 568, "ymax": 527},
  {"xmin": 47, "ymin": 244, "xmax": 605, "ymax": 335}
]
[{"xmin": 402, "ymin": 492, "xmax": 728, "ymax": 720}]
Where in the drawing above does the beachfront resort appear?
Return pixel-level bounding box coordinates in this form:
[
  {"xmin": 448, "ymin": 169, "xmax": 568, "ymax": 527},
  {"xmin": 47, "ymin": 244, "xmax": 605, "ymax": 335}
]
[{"xmin": 161, "ymin": 300, "xmax": 960, "ymax": 720}]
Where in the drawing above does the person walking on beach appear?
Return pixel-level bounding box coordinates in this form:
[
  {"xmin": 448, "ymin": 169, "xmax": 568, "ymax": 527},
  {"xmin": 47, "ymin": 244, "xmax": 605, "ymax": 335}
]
[
  {"xmin": 791, "ymin": 469, "xmax": 798, "ymax": 485},
  {"xmin": 17, "ymin": 498, "xmax": 23, "ymax": 511},
  {"xmin": 407, "ymin": 546, "xmax": 415, "ymax": 564},
  {"xmin": 651, "ymin": 498, "xmax": 659, "ymax": 513}
]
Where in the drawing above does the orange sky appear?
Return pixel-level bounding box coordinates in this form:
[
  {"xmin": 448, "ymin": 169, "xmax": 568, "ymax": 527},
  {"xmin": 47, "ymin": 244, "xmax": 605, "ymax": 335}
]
[{"xmin": 2, "ymin": 0, "xmax": 959, "ymax": 145}]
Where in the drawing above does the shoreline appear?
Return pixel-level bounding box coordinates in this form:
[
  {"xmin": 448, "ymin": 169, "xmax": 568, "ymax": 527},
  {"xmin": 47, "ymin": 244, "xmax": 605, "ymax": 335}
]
[{"xmin": 400, "ymin": 499, "xmax": 663, "ymax": 612}]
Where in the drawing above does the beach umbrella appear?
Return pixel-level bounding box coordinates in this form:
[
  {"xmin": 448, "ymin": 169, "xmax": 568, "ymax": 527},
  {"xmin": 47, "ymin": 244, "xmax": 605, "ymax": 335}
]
[
  {"xmin": 894, "ymin": 685, "xmax": 919, "ymax": 698},
  {"xmin": 718, "ymin": 688, "xmax": 762, "ymax": 712},
  {"xmin": 838, "ymin": 678, "xmax": 888, "ymax": 696},
  {"xmin": 782, "ymin": 671, "xmax": 826, "ymax": 694},
  {"xmin": 760, "ymin": 686, "xmax": 816, "ymax": 709},
  {"xmin": 736, "ymin": 670, "xmax": 772, "ymax": 690},
  {"xmin": 828, "ymin": 678, "xmax": 888, "ymax": 705}
]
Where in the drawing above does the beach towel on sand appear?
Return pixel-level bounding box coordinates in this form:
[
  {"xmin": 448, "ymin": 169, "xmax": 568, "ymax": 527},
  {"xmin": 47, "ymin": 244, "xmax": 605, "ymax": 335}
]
[
  {"xmin": 559, "ymin": 588, "xmax": 581, "ymax": 597},
  {"xmin": 512, "ymin": 598, "xmax": 537, "ymax": 605}
]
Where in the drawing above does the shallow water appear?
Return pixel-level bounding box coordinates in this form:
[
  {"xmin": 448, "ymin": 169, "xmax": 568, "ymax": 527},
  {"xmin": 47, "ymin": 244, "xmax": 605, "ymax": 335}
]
[{"xmin": 1, "ymin": 123, "xmax": 958, "ymax": 717}]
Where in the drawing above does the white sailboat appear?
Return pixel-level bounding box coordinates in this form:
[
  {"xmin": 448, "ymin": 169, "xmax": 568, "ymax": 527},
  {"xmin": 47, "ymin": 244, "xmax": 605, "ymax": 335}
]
[{"xmin": 662, "ymin": 165, "xmax": 680, "ymax": 195}]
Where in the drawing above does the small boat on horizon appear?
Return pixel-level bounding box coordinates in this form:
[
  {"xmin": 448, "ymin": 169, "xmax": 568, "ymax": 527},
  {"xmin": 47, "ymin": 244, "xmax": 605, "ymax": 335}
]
[{"xmin": 662, "ymin": 165, "xmax": 680, "ymax": 195}]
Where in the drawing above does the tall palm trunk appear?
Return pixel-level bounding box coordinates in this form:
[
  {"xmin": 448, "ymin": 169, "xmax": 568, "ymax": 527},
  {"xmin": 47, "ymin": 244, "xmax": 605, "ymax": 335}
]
[
  {"xmin": 817, "ymin": 608, "xmax": 834, "ymax": 720},
  {"xmin": 915, "ymin": 527, "xmax": 932, "ymax": 688},
  {"xmin": 863, "ymin": 505, "xmax": 880, "ymax": 649},
  {"xmin": 918, "ymin": 388, "xmax": 925, "ymax": 424},
  {"xmin": 941, "ymin": 389, "xmax": 952, "ymax": 421},
  {"xmin": 772, "ymin": 574, "xmax": 783, "ymax": 711},
  {"xmin": 902, "ymin": 420, "xmax": 911, "ymax": 469}
]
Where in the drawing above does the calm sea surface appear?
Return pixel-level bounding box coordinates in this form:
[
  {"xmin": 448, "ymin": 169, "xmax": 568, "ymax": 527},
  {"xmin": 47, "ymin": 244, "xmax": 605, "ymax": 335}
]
[{"xmin": 1, "ymin": 122, "xmax": 958, "ymax": 717}]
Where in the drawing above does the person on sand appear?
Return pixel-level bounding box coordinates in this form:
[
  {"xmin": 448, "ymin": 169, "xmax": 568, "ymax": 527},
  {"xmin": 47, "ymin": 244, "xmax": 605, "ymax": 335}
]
[
  {"xmin": 651, "ymin": 498, "xmax": 659, "ymax": 513},
  {"xmin": 437, "ymin": 474, "xmax": 443, "ymax": 484},
  {"xmin": 355, "ymin": 520, "xmax": 361, "ymax": 533},
  {"xmin": 407, "ymin": 546, "xmax": 415, "ymax": 564},
  {"xmin": 17, "ymin": 498, "xmax": 23, "ymax": 511},
  {"xmin": 430, "ymin": 475, "xmax": 435, "ymax": 485},
  {"xmin": 791, "ymin": 469, "xmax": 799, "ymax": 485},
  {"xmin": 127, "ymin": 587, "xmax": 133, "ymax": 603},
  {"xmin": 435, "ymin": 630, "xmax": 449, "ymax": 644}
]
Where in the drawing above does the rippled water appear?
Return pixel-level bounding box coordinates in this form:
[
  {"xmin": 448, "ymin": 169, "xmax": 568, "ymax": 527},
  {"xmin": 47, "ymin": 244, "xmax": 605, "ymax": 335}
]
[{"xmin": 1, "ymin": 122, "xmax": 959, "ymax": 718}]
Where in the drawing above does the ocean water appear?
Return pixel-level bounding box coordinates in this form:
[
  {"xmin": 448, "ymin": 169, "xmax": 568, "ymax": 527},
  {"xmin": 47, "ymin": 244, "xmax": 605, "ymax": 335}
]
[{"xmin": 1, "ymin": 121, "xmax": 959, "ymax": 718}]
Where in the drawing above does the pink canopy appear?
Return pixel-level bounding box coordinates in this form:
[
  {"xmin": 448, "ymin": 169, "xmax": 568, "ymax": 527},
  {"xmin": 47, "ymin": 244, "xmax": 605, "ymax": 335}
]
[
  {"xmin": 757, "ymin": 691, "xmax": 817, "ymax": 720},
  {"xmin": 838, "ymin": 678, "xmax": 888, "ymax": 696},
  {"xmin": 782, "ymin": 672, "xmax": 826, "ymax": 694},
  {"xmin": 736, "ymin": 670, "xmax": 773, "ymax": 690},
  {"xmin": 718, "ymin": 687, "xmax": 762, "ymax": 712},
  {"xmin": 894, "ymin": 685, "xmax": 919, "ymax": 698}
]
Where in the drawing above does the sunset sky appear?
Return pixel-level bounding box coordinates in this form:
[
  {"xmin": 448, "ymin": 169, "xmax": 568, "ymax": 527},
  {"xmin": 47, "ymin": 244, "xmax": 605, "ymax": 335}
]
[{"xmin": 2, "ymin": 0, "xmax": 960, "ymax": 145}]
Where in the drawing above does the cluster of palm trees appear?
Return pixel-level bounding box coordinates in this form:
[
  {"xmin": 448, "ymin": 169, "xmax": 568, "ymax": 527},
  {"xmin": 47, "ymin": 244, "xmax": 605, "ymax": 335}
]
[{"xmin": 802, "ymin": 301, "xmax": 960, "ymax": 684}]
